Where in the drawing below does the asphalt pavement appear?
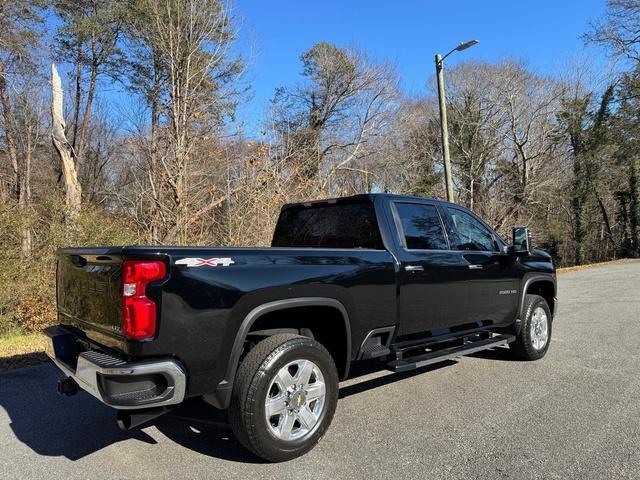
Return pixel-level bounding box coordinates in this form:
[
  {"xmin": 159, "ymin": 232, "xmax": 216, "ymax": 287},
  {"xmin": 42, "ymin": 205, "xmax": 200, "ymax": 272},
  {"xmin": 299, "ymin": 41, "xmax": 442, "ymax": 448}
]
[{"xmin": 1, "ymin": 261, "xmax": 639, "ymax": 479}]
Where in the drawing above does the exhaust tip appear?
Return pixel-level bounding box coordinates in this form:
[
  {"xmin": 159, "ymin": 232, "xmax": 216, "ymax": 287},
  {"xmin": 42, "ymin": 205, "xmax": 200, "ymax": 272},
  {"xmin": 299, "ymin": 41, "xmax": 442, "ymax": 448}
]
[
  {"xmin": 116, "ymin": 406, "xmax": 173, "ymax": 431},
  {"xmin": 116, "ymin": 411, "xmax": 132, "ymax": 431}
]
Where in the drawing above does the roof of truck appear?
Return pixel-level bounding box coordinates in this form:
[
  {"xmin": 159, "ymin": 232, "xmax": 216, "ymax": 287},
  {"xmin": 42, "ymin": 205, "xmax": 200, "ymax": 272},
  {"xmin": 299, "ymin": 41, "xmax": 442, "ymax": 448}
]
[{"xmin": 281, "ymin": 193, "xmax": 457, "ymax": 210}]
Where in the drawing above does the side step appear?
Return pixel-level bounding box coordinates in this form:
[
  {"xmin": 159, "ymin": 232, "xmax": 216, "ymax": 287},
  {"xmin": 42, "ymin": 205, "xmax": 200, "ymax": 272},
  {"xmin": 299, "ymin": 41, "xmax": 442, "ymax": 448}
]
[
  {"xmin": 360, "ymin": 343, "xmax": 391, "ymax": 359},
  {"xmin": 387, "ymin": 334, "xmax": 515, "ymax": 373}
]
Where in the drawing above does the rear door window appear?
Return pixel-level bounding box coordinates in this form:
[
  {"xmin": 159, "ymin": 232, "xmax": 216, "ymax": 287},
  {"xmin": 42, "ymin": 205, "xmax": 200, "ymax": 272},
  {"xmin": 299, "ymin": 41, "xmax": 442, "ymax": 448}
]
[{"xmin": 394, "ymin": 203, "xmax": 448, "ymax": 250}]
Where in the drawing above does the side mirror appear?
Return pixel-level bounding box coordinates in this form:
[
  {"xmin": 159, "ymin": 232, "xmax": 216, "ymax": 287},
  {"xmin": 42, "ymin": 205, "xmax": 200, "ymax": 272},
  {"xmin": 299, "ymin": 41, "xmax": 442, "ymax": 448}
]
[{"xmin": 512, "ymin": 226, "xmax": 531, "ymax": 254}]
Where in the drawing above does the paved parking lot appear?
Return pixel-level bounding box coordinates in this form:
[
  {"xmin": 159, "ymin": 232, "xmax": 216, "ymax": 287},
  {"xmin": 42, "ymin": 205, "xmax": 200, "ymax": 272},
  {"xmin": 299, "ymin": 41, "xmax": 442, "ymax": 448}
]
[{"xmin": 1, "ymin": 261, "xmax": 639, "ymax": 479}]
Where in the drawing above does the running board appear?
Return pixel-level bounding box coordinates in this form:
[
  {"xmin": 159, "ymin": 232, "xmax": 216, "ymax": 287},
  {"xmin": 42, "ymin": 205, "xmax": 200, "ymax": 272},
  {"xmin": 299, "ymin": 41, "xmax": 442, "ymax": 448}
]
[{"xmin": 387, "ymin": 334, "xmax": 515, "ymax": 373}]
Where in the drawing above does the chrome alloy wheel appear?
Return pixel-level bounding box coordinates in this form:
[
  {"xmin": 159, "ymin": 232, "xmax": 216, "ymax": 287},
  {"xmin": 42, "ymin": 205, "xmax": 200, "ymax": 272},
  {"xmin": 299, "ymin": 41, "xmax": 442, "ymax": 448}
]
[
  {"xmin": 530, "ymin": 306, "xmax": 549, "ymax": 351},
  {"xmin": 264, "ymin": 359, "xmax": 326, "ymax": 441}
]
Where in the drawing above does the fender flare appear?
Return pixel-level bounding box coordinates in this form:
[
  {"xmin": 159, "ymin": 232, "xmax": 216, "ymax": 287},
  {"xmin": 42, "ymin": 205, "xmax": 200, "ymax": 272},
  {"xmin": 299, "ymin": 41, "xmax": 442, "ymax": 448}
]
[
  {"xmin": 516, "ymin": 274, "xmax": 557, "ymax": 332},
  {"xmin": 209, "ymin": 297, "xmax": 352, "ymax": 409}
]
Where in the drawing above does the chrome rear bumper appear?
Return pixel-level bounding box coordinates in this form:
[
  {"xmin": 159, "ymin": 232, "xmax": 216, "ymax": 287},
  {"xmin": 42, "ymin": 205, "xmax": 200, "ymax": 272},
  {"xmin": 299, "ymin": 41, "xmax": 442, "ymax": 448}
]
[{"xmin": 44, "ymin": 326, "xmax": 186, "ymax": 410}]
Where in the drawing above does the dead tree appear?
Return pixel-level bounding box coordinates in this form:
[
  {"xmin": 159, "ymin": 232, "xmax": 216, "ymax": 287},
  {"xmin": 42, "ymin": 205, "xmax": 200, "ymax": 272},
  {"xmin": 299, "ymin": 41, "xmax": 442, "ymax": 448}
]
[{"xmin": 51, "ymin": 63, "xmax": 81, "ymax": 234}]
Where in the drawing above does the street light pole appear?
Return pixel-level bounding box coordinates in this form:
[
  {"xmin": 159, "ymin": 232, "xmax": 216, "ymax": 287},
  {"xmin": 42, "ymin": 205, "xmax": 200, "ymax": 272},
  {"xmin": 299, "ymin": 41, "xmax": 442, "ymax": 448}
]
[
  {"xmin": 435, "ymin": 53, "xmax": 453, "ymax": 202},
  {"xmin": 434, "ymin": 40, "xmax": 479, "ymax": 203}
]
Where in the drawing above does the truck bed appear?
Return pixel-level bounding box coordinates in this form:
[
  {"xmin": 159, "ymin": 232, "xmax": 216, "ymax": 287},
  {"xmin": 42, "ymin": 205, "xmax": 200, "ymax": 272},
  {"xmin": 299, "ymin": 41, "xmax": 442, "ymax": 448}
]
[{"xmin": 56, "ymin": 245, "xmax": 397, "ymax": 396}]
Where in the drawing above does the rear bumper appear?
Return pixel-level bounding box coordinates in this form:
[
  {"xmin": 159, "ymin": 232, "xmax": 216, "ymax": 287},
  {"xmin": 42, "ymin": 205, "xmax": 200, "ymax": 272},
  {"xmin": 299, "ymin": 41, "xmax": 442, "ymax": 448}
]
[{"xmin": 44, "ymin": 326, "xmax": 186, "ymax": 410}]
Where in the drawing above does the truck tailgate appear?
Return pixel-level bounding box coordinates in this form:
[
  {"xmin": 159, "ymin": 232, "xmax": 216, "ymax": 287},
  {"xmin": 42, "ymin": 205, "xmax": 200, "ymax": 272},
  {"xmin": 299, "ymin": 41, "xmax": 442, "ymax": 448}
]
[{"xmin": 56, "ymin": 248, "xmax": 126, "ymax": 342}]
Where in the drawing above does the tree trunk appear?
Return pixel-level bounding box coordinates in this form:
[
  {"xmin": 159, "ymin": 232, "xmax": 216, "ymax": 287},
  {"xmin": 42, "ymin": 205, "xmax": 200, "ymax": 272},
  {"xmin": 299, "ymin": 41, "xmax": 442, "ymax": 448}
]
[
  {"xmin": 72, "ymin": 51, "xmax": 83, "ymax": 151},
  {"xmin": 149, "ymin": 51, "xmax": 162, "ymax": 243},
  {"xmin": 593, "ymin": 188, "xmax": 615, "ymax": 248},
  {"xmin": 51, "ymin": 64, "xmax": 82, "ymax": 235},
  {"xmin": 630, "ymin": 157, "xmax": 639, "ymax": 257},
  {"xmin": 75, "ymin": 65, "xmax": 98, "ymax": 170},
  {"xmin": 573, "ymin": 156, "xmax": 588, "ymax": 265},
  {"xmin": 19, "ymin": 138, "xmax": 32, "ymax": 259},
  {"xmin": 0, "ymin": 60, "xmax": 20, "ymax": 201}
]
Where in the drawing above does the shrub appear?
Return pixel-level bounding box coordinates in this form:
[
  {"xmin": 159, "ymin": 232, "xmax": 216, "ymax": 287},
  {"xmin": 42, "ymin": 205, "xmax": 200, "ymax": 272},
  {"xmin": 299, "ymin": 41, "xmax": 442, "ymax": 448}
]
[{"xmin": 0, "ymin": 194, "xmax": 138, "ymax": 334}]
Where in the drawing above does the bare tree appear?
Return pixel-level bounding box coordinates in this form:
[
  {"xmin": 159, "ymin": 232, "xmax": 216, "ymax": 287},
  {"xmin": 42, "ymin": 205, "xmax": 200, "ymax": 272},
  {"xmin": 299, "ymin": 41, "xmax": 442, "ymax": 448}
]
[
  {"xmin": 444, "ymin": 63, "xmax": 508, "ymax": 213},
  {"xmin": 586, "ymin": 0, "xmax": 640, "ymax": 63},
  {"xmin": 51, "ymin": 63, "xmax": 82, "ymax": 232},
  {"xmin": 270, "ymin": 42, "xmax": 399, "ymax": 194},
  {"xmin": 492, "ymin": 62, "xmax": 565, "ymax": 231},
  {"xmin": 0, "ymin": 61, "xmax": 20, "ymax": 202},
  {"xmin": 120, "ymin": 0, "xmax": 243, "ymax": 243},
  {"xmin": 370, "ymin": 98, "xmax": 442, "ymax": 196},
  {"xmin": 12, "ymin": 80, "xmax": 47, "ymax": 258},
  {"xmin": 53, "ymin": 0, "xmax": 127, "ymax": 172},
  {"xmin": 0, "ymin": 0, "xmax": 44, "ymax": 203},
  {"xmin": 433, "ymin": 61, "xmax": 565, "ymax": 234}
]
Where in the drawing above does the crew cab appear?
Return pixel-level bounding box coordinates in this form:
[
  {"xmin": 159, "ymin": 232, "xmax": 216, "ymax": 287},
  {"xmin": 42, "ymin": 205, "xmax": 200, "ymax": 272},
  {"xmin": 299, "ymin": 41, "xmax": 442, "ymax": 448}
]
[{"xmin": 45, "ymin": 194, "xmax": 557, "ymax": 461}]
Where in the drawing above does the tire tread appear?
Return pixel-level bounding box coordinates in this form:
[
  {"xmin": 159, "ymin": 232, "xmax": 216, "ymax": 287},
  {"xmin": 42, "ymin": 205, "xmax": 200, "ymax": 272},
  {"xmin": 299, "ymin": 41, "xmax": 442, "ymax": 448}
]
[
  {"xmin": 228, "ymin": 334, "xmax": 338, "ymax": 462},
  {"xmin": 509, "ymin": 294, "xmax": 552, "ymax": 361}
]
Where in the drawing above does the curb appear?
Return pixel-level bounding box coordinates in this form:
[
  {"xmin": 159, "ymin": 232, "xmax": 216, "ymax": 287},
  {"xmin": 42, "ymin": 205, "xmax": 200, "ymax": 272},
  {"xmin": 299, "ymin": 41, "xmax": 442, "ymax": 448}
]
[{"xmin": 557, "ymin": 258, "xmax": 639, "ymax": 274}]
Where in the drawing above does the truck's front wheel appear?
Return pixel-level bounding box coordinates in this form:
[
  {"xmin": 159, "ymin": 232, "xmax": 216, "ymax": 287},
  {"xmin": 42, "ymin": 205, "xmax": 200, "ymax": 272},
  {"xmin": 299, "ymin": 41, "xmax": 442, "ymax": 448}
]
[
  {"xmin": 229, "ymin": 334, "xmax": 339, "ymax": 462},
  {"xmin": 509, "ymin": 294, "xmax": 552, "ymax": 360}
]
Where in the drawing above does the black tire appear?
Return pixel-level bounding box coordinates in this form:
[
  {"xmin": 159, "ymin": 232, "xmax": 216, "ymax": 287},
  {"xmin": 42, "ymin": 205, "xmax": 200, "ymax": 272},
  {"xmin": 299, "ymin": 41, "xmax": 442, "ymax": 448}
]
[
  {"xmin": 509, "ymin": 294, "xmax": 552, "ymax": 360},
  {"xmin": 229, "ymin": 334, "xmax": 339, "ymax": 462}
]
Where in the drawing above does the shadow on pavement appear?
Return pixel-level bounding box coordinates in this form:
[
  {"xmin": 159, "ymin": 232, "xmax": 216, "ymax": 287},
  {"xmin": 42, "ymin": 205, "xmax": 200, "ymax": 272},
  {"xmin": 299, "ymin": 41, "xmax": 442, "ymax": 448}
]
[
  {"xmin": 0, "ymin": 356, "xmax": 479, "ymax": 464},
  {"xmin": 339, "ymin": 359, "xmax": 457, "ymax": 398},
  {"xmin": 0, "ymin": 363, "xmax": 260, "ymax": 463},
  {"xmin": 0, "ymin": 352, "xmax": 48, "ymax": 371},
  {"xmin": 0, "ymin": 363, "xmax": 157, "ymax": 461},
  {"xmin": 155, "ymin": 399, "xmax": 265, "ymax": 464},
  {"xmin": 467, "ymin": 346, "xmax": 520, "ymax": 362}
]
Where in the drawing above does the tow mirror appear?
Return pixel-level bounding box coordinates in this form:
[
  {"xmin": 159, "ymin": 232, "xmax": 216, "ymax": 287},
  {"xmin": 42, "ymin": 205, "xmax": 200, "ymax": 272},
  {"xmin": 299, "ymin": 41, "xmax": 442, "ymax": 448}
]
[{"xmin": 512, "ymin": 227, "xmax": 531, "ymax": 254}]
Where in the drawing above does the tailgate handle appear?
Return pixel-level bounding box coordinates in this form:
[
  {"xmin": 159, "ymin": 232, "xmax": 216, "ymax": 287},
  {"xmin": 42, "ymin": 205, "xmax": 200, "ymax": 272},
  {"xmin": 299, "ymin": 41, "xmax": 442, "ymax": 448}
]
[{"xmin": 69, "ymin": 255, "xmax": 87, "ymax": 267}]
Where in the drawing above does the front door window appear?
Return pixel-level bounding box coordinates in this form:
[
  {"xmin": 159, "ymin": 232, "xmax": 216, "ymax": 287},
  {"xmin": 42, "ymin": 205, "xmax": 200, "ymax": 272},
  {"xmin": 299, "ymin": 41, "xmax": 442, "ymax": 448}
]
[{"xmin": 445, "ymin": 207, "xmax": 498, "ymax": 252}]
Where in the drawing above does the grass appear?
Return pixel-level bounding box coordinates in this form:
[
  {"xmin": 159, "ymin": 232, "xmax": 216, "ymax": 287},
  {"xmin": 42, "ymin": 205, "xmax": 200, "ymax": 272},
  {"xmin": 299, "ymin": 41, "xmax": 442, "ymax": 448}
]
[
  {"xmin": 557, "ymin": 258, "xmax": 640, "ymax": 274},
  {"xmin": 0, "ymin": 330, "xmax": 48, "ymax": 371}
]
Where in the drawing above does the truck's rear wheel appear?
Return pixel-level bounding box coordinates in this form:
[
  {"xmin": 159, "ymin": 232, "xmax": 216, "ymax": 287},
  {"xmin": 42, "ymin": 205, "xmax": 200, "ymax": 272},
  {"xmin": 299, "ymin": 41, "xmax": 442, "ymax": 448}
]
[
  {"xmin": 229, "ymin": 334, "xmax": 339, "ymax": 462},
  {"xmin": 510, "ymin": 294, "xmax": 552, "ymax": 360}
]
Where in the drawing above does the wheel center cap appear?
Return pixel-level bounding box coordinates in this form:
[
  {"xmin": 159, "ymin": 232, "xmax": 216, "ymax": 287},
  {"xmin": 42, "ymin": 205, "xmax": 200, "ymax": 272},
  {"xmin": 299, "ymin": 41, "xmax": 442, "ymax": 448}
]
[{"xmin": 290, "ymin": 390, "xmax": 306, "ymax": 410}]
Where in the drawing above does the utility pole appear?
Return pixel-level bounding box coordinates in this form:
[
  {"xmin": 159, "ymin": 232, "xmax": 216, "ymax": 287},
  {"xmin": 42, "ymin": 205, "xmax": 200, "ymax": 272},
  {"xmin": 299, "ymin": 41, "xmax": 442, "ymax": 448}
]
[
  {"xmin": 435, "ymin": 53, "xmax": 453, "ymax": 202},
  {"xmin": 434, "ymin": 40, "xmax": 479, "ymax": 203}
]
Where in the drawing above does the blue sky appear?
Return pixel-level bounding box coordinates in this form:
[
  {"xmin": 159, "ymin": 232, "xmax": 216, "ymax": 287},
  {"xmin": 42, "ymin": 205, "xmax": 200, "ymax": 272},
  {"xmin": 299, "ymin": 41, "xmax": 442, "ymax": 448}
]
[
  {"xmin": 231, "ymin": 0, "xmax": 609, "ymax": 135},
  {"xmin": 72, "ymin": 1, "xmax": 608, "ymax": 135}
]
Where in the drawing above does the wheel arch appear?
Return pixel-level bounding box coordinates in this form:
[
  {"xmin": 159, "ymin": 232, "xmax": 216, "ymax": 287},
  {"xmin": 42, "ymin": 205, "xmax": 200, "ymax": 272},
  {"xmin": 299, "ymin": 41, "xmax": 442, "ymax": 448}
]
[
  {"xmin": 211, "ymin": 297, "xmax": 352, "ymax": 410},
  {"xmin": 520, "ymin": 275, "xmax": 556, "ymax": 321}
]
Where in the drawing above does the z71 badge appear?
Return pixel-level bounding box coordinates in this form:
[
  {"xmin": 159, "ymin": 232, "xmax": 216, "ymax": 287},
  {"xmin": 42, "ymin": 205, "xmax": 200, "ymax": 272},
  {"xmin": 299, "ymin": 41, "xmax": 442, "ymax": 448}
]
[{"xmin": 175, "ymin": 257, "xmax": 235, "ymax": 267}]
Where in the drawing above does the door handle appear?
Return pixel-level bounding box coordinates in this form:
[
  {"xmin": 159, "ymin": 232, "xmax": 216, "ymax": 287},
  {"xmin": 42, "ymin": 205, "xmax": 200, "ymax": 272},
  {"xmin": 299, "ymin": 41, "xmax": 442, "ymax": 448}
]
[
  {"xmin": 468, "ymin": 264, "xmax": 483, "ymax": 270},
  {"xmin": 404, "ymin": 265, "xmax": 424, "ymax": 272}
]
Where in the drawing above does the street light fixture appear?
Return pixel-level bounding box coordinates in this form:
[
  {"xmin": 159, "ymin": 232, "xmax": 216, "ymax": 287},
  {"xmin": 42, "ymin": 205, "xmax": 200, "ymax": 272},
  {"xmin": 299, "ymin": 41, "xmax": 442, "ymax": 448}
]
[
  {"xmin": 435, "ymin": 39, "xmax": 479, "ymax": 202},
  {"xmin": 453, "ymin": 39, "xmax": 479, "ymax": 53}
]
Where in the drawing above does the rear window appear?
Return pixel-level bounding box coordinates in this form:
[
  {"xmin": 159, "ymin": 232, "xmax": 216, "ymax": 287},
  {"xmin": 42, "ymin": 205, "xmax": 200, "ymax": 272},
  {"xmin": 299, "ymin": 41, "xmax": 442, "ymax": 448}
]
[{"xmin": 272, "ymin": 201, "xmax": 384, "ymax": 249}]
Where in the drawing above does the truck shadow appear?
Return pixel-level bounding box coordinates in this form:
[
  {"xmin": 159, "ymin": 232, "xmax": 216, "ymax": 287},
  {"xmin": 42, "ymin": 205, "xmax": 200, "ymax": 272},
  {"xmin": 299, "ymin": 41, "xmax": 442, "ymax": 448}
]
[
  {"xmin": 152, "ymin": 361, "xmax": 461, "ymax": 462},
  {"xmin": 0, "ymin": 363, "xmax": 157, "ymax": 461},
  {"xmin": 0, "ymin": 363, "xmax": 262, "ymax": 463},
  {"xmin": 339, "ymin": 359, "xmax": 458, "ymax": 399},
  {"xmin": 0, "ymin": 358, "xmax": 475, "ymax": 464},
  {"xmin": 467, "ymin": 346, "xmax": 520, "ymax": 362},
  {"xmin": 155, "ymin": 400, "xmax": 266, "ymax": 463}
]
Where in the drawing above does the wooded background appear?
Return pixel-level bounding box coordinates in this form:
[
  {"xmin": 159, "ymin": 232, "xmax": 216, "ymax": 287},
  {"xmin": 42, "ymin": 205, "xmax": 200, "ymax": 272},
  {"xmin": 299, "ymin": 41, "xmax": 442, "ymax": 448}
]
[{"xmin": 1, "ymin": 0, "xmax": 639, "ymax": 335}]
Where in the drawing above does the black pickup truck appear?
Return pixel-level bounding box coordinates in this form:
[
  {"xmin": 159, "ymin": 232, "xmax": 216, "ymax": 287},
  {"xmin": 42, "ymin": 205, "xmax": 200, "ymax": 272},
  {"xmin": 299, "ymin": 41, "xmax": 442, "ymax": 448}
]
[{"xmin": 45, "ymin": 193, "xmax": 556, "ymax": 461}]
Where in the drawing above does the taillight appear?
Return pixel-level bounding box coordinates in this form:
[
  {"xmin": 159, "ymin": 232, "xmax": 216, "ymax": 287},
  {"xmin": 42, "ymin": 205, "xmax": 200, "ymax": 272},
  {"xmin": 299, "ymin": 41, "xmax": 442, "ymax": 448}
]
[{"xmin": 121, "ymin": 260, "xmax": 166, "ymax": 339}]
